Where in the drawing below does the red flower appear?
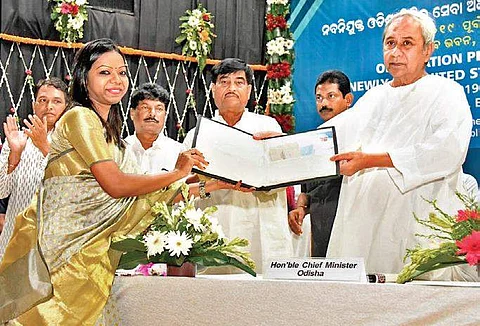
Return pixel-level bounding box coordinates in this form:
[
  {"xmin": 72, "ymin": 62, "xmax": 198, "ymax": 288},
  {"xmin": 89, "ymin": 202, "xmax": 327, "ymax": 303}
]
[
  {"xmin": 65, "ymin": 74, "xmax": 71, "ymax": 81},
  {"xmin": 202, "ymin": 13, "xmax": 210, "ymax": 21},
  {"xmin": 70, "ymin": 4, "xmax": 79, "ymax": 16},
  {"xmin": 456, "ymin": 231, "xmax": 480, "ymax": 265},
  {"xmin": 456, "ymin": 210, "xmax": 480, "ymax": 222},
  {"xmin": 273, "ymin": 114, "xmax": 294, "ymax": 133},
  {"xmin": 185, "ymin": 89, "xmax": 191, "ymax": 95},
  {"xmin": 25, "ymin": 69, "xmax": 32, "ymax": 75},
  {"xmin": 267, "ymin": 62, "xmax": 291, "ymax": 79},
  {"xmin": 176, "ymin": 122, "xmax": 181, "ymax": 130},
  {"xmin": 266, "ymin": 14, "xmax": 287, "ymax": 31},
  {"xmin": 9, "ymin": 107, "xmax": 15, "ymax": 113}
]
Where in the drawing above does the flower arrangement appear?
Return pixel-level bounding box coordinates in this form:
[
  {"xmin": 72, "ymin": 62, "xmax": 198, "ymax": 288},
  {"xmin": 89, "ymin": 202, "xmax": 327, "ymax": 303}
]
[
  {"xmin": 396, "ymin": 193, "xmax": 480, "ymax": 283},
  {"xmin": 111, "ymin": 184, "xmax": 256, "ymax": 276},
  {"xmin": 175, "ymin": 4, "xmax": 216, "ymax": 72},
  {"xmin": 49, "ymin": 0, "xmax": 88, "ymax": 43},
  {"xmin": 264, "ymin": 0, "xmax": 295, "ymax": 133}
]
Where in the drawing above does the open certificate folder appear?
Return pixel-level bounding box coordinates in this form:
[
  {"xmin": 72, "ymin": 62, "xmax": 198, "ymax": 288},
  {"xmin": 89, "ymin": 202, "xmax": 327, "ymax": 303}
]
[{"xmin": 191, "ymin": 116, "xmax": 340, "ymax": 191}]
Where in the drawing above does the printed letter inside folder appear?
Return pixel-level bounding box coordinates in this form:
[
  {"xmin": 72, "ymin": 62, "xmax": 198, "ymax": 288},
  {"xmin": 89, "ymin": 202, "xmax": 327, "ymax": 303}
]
[{"xmin": 191, "ymin": 116, "xmax": 339, "ymax": 191}]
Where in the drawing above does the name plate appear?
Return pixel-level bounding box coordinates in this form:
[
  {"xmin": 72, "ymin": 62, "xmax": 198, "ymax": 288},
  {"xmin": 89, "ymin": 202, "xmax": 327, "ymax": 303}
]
[{"xmin": 263, "ymin": 258, "xmax": 367, "ymax": 283}]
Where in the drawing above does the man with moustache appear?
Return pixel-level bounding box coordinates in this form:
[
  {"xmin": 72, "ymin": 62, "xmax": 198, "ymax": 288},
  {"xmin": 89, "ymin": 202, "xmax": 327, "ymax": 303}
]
[
  {"xmin": 288, "ymin": 70, "xmax": 353, "ymax": 257},
  {"xmin": 125, "ymin": 83, "xmax": 184, "ymax": 174},
  {"xmin": 184, "ymin": 58, "xmax": 301, "ymax": 273},
  {"xmin": 0, "ymin": 77, "xmax": 69, "ymax": 259}
]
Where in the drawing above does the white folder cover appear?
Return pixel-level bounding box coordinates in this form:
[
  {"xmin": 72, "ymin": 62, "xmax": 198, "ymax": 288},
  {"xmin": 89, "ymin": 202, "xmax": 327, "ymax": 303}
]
[{"xmin": 191, "ymin": 116, "xmax": 339, "ymax": 190}]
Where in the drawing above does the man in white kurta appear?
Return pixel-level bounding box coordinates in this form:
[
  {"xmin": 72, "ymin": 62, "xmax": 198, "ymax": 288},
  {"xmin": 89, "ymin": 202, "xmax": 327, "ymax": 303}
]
[
  {"xmin": 185, "ymin": 109, "xmax": 297, "ymax": 273},
  {"xmin": 183, "ymin": 58, "xmax": 305, "ymax": 273},
  {"xmin": 324, "ymin": 11, "xmax": 472, "ymax": 277},
  {"xmin": 0, "ymin": 78, "xmax": 68, "ymax": 260}
]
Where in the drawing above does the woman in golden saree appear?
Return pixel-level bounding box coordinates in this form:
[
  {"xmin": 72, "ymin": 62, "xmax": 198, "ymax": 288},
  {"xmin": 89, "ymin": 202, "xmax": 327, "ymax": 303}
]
[{"xmin": 0, "ymin": 38, "xmax": 208, "ymax": 325}]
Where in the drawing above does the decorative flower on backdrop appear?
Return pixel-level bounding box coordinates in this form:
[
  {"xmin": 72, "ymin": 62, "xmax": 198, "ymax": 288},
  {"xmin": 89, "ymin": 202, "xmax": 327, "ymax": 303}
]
[
  {"xmin": 111, "ymin": 184, "xmax": 256, "ymax": 276},
  {"xmin": 175, "ymin": 4, "xmax": 216, "ymax": 72},
  {"xmin": 266, "ymin": 14, "xmax": 287, "ymax": 30},
  {"xmin": 25, "ymin": 69, "xmax": 34, "ymax": 87},
  {"xmin": 264, "ymin": 0, "xmax": 295, "ymax": 133},
  {"xmin": 49, "ymin": 0, "xmax": 88, "ymax": 43},
  {"xmin": 267, "ymin": 0, "xmax": 289, "ymax": 5},
  {"xmin": 396, "ymin": 192, "xmax": 480, "ymax": 283},
  {"xmin": 267, "ymin": 62, "xmax": 291, "ymax": 79}
]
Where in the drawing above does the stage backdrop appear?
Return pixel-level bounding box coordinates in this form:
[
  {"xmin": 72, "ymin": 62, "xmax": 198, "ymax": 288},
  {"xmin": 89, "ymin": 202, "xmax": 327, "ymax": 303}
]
[{"xmin": 290, "ymin": 0, "xmax": 480, "ymax": 182}]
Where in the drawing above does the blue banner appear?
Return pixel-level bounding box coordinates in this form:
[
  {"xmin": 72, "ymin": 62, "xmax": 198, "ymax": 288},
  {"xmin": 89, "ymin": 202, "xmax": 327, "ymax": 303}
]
[{"xmin": 291, "ymin": 0, "xmax": 480, "ymax": 181}]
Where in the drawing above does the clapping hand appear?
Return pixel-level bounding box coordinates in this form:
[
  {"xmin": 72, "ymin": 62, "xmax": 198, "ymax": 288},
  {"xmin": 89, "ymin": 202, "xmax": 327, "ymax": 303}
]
[
  {"xmin": 3, "ymin": 115, "xmax": 27, "ymax": 154},
  {"xmin": 24, "ymin": 114, "xmax": 49, "ymax": 156}
]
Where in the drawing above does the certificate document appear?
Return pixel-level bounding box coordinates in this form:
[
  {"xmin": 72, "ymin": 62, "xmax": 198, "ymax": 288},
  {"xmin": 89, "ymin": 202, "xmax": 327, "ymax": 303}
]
[{"xmin": 191, "ymin": 116, "xmax": 339, "ymax": 190}]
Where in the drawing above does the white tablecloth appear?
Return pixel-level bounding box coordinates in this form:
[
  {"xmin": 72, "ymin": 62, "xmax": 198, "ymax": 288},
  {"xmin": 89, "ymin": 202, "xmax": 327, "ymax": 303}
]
[{"xmin": 109, "ymin": 274, "xmax": 480, "ymax": 325}]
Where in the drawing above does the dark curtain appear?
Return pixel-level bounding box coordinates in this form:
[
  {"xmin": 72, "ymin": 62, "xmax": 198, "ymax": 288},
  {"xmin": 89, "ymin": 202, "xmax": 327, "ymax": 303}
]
[{"xmin": 0, "ymin": 0, "xmax": 267, "ymax": 141}]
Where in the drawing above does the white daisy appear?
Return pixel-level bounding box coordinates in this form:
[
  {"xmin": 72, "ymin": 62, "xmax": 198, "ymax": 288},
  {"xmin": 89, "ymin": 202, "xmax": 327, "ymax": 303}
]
[
  {"xmin": 166, "ymin": 231, "xmax": 193, "ymax": 257},
  {"xmin": 144, "ymin": 231, "xmax": 167, "ymax": 257}
]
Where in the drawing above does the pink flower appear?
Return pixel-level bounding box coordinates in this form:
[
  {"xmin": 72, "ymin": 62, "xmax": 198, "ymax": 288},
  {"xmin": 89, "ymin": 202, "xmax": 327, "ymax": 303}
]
[
  {"xmin": 60, "ymin": 3, "xmax": 71, "ymax": 14},
  {"xmin": 456, "ymin": 210, "xmax": 480, "ymax": 222},
  {"xmin": 456, "ymin": 231, "xmax": 480, "ymax": 265},
  {"xmin": 136, "ymin": 262, "xmax": 154, "ymax": 276}
]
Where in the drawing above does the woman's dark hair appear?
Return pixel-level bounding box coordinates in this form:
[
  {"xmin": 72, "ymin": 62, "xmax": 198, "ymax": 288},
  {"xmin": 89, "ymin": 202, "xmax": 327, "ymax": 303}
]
[{"xmin": 70, "ymin": 38, "xmax": 127, "ymax": 147}]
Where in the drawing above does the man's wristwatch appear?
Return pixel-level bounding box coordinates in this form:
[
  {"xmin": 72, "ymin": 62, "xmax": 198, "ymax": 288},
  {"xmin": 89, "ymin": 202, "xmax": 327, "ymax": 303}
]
[{"xmin": 199, "ymin": 180, "xmax": 211, "ymax": 199}]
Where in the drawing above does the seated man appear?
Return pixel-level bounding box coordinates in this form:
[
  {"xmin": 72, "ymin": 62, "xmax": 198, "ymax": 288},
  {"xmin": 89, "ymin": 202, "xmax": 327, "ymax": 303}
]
[
  {"xmin": 184, "ymin": 58, "xmax": 307, "ymax": 273},
  {"xmin": 288, "ymin": 70, "xmax": 353, "ymax": 257},
  {"xmin": 0, "ymin": 77, "xmax": 69, "ymax": 259}
]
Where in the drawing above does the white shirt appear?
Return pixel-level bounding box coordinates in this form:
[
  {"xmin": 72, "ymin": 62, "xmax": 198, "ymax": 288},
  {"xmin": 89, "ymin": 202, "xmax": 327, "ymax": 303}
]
[
  {"xmin": 124, "ymin": 133, "xmax": 184, "ymax": 174},
  {"xmin": 0, "ymin": 138, "xmax": 48, "ymax": 259},
  {"xmin": 184, "ymin": 110, "xmax": 301, "ymax": 273},
  {"xmin": 324, "ymin": 75, "xmax": 472, "ymax": 276}
]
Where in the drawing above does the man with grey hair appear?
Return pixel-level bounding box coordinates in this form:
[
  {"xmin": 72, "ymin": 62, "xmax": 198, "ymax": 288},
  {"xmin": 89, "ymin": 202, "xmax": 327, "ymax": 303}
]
[{"xmin": 323, "ymin": 9, "xmax": 473, "ymax": 279}]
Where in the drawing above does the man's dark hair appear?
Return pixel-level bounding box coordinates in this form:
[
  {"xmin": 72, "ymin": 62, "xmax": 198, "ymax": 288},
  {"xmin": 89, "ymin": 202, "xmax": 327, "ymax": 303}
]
[
  {"xmin": 314, "ymin": 70, "xmax": 352, "ymax": 97},
  {"xmin": 211, "ymin": 58, "xmax": 254, "ymax": 84},
  {"xmin": 35, "ymin": 77, "xmax": 70, "ymax": 107},
  {"xmin": 130, "ymin": 83, "xmax": 169, "ymax": 109}
]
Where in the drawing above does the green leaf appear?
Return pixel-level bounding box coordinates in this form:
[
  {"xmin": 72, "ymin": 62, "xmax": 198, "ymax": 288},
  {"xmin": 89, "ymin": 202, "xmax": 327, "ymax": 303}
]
[
  {"xmin": 188, "ymin": 250, "xmax": 256, "ymax": 276},
  {"xmin": 175, "ymin": 34, "xmax": 187, "ymax": 44},
  {"xmin": 117, "ymin": 251, "xmax": 149, "ymax": 269},
  {"xmin": 111, "ymin": 238, "xmax": 146, "ymax": 252}
]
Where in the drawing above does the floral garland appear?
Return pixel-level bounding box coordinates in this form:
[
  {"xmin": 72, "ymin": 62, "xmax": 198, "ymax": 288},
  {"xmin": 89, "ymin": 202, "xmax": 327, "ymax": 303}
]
[
  {"xmin": 49, "ymin": 0, "xmax": 88, "ymax": 43},
  {"xmin": 175, "ymin": 4, "xmax": 216, "ymax": 72},
  {"xmin": 396, "ymin": 193, "xmax": 480, "ymax": 283},
  {"xmin": 265, "ymin": 0, "xmax": 295, "ymax": 133}
]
